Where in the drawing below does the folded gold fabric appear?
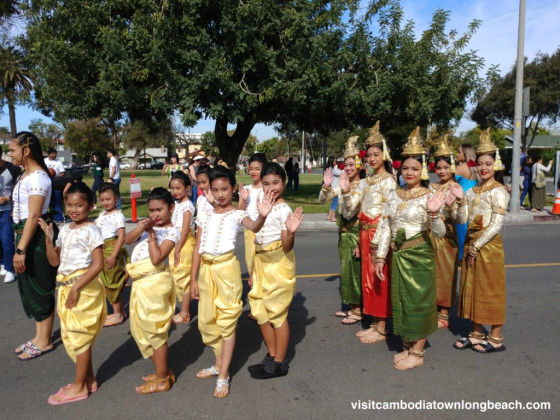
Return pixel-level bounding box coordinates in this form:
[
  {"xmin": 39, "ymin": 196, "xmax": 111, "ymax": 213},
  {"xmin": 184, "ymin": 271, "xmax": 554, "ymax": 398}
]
[{"xmin": 169, "ymin": 231, "xmax": 196, "ymax": 300}]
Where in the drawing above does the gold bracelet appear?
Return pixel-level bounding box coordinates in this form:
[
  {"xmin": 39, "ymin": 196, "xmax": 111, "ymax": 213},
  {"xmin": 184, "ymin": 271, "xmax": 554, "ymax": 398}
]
[
  {"xmin": 374, "ymin": 257, "xmax": 385, "ymax": 264},
  {"xmin": 468, "ymin": 246, "xmax": 478, "ymax": 257},
  {"xmin": 456, "ymin": 198, "xmax": 466, "ymax": 205},
  {"xmin": 321, "ymin": 185, "xmax": 332, "ymax": 192}
]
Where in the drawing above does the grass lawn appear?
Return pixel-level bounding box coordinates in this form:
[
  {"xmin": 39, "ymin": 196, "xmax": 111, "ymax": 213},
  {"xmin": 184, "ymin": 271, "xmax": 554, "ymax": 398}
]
[{"xmin": 81, "ymin": 170, "xmax": 330, "ymax": 219}]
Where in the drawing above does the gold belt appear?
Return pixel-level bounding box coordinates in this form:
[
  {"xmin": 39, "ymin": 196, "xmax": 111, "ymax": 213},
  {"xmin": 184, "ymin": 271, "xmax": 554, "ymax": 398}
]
[
  {"xmin": 255, "ymin": 243, "xmax": 283, "ymax": 254},
  {"xmin": 132, "ymin": 267, "xmax": 169, "ymax": 281},
  {"xmin": 339, "ymin": 219, "xmax": 359, "ymax": 233},
  {"xmin": 360, "ymin": 222, "xmax": 378, "ymax": 231},
  {"xmin": 201, "ymin": 254, "xmax": 236, "ymax": 265},
  {"xmin": 391, "ymin": 234, "xmax": 429, "ymax": 252},
  {"xmin": 468, "ymin": 229, "xmax": 485, "ymax": 240},
  {"xmin": 56, "ymin": 274, "xmax": 84, "ymax": 287}
]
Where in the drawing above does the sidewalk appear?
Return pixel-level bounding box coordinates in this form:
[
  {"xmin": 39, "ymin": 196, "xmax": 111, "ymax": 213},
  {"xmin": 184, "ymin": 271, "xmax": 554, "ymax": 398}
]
[{"xmin": 124, "ymin": 207, "xmax": 559, "ymax": 232}]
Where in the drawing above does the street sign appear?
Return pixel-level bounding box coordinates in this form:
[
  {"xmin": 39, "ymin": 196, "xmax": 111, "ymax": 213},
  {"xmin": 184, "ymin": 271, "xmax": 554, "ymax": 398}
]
[{"xmin": 129, "ymin": 177, "xmax": 141, "ymax": 198}]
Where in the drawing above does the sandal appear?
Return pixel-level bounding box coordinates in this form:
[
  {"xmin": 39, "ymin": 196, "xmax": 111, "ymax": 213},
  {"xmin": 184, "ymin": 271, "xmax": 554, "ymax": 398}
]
[
  {"xmin": 395, "ymin": 348, "xmax": 425, "ymax": 371},
  {"xmin": 360, "ymin": 325, "xmax": 388, "ymax": 344},
  {"xmin": 437, "ymin": 313, "xmax": 449, "ymax": 329},
  {"xmin": 341, "ymin": 309, "xmax": 362, "ymax": 325},
  {"xmin": 453, "ymin": 331, "xmax": 485, "ymax": 350},
  {"xmin": 47, "ymin": 389, "xmax": 89, "ymax": 405},
  {"xmin": 143, "ymin": 369, "xmax": 176, "ymax": 384},
  {"xmin": 172, "ymin": 313, "xmax": 191, "ymax": 324},
  {"xmin": 335, "ymin": 310, "xmax": 350, "ymax": 318},
  {"xmin": 214, "ymin": 377, "xmax": 230, "ymax": 399},
  {"xmin": 196, "ymin": 365, "xmax": 219, "ymax": 379},
  {"xmin": 14, "ymin": 340, "xmax": 32, "ymax": 355},
  {"xmin": 18, "ymin": 343, "xmax": 54, "ymax": 361},
  {"xmin": 135, "ymin": 377, "xmax": 171, "ymax": 394},
  {"xmin": 472, "ymin": 335, "xmax": 506, "ymax": 354}
]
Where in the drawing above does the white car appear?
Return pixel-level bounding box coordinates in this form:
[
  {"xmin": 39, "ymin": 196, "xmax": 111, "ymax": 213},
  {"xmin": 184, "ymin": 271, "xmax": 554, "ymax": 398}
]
[{"xmin": 119, "ymin": 163, "xmax": 130, "ymax": 170}]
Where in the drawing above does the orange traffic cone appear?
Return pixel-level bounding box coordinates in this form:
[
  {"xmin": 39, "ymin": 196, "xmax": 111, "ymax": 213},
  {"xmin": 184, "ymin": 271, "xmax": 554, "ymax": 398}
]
[{"xmin": 551, "ymin": 188, "xmax": 560, "ymax": 215}]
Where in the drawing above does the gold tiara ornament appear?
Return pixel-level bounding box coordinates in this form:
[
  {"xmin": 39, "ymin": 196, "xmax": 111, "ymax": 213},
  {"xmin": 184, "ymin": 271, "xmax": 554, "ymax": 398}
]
[
  {"xmin": 434, "ymin": 133, "xmax": 456, "ymax": 173},
  {"xmin": 476, "ymin": 128, "xmax": 503, "ymax": 171},
  {"xmin": 401, "ymin": 126, "xmax": 426, "ymax": 157},
  {"xmin": 343, "ymin": 135, "xmax": 360, "ymax": 159},
  {"xmin": 365, "ymin": 121, "xmax": 391, "ymax": 162}
]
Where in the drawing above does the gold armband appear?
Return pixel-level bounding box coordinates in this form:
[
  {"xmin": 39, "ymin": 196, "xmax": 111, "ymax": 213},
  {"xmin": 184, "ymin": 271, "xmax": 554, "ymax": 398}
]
[
  {"xmin": 374, "ymin": 257, "xmax": 385, "ymax": 264},
  {"xmin": 456, "ymin": 197, "xmax": 466, "ymax": 205},
  {"xmin": 492, "ymin": 206, "xmax": 506, "ymax": 215}
]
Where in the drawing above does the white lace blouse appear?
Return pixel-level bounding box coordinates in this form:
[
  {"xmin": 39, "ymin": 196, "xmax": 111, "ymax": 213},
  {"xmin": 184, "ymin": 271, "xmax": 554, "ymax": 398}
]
[
  {"xmin": 172, "ymin": 199, "xmax": 195, "ymax": 229},
  {"xmin": 13, "ymin": 170, "xmax": 52, "ymax": 223},
  {"xmin": 196, "ymin": 209, "xmax": 248, "ymax": 256},
  {"xmin": 130, "ymin": 226, "xmax": 180, "ymax": 263},
  {"xmin": 56, "ymin": 223, "xmax": 104, "ymax": 276},
  {"xmin": 95, "ymin": 210, "xmax": 126, "ymax": 240},
  {"xmin": 255, "ymin": 203, "xmax": 292, "ymax": 247}
]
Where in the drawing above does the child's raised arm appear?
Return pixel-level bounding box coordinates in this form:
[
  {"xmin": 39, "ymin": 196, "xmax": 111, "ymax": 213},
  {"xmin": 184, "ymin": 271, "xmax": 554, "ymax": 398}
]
[
  {"xmin": 125, "ymin": 219, "xmax": 150, "ymax": 244},
  {"xmin": 106, "ymin": 226, "xmax": 126, "ymax": 270},
  {"xmin": 146, "ymin": 228, "xmax": 175, "ymax": 266},
  {"xmin": 281, "ymin": 207, "xmax": 303, "ymax": 253},
  {"xmin": 38, "ymin": 218, "xmax": 60, "ymax": 267}
]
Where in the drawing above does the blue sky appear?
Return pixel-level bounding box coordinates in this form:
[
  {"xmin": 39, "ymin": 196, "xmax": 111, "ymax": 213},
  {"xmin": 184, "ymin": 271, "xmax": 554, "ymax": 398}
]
[{"xmin": 2, "ymin": 0, "xmax": 559, "ymax": 139}]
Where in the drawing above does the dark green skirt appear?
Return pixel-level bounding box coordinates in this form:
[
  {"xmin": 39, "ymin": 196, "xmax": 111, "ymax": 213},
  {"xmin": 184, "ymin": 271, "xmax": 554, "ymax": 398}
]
[
  {"xmin": 391, "ymin": 229, "xmax": 437, "ymax": 342},
  {"xmin": 337, "ymin": 215, "xmax": 362, "ymax": 306},
  {"xmin": 14, "ymin": 218, "xmax": 59, "ymax": 322}
]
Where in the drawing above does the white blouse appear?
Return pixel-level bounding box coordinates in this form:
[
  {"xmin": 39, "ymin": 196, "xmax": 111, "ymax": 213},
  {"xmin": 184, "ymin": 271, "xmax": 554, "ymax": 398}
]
[
  {"xmin": 172, "ymin": 199, "xmax": 195, "ymax": 229},
  {"xmin": 13, "ymin": 170, "xmax": 52, "ymax": 223},
  {"xmin": 245, "ymin": 185, "xmax": 264, "ymax": 221},
  {"xmin": 130, "ymin": 226, "xmax": 180, "ymax": 263},
  {"xmin": 196, "ymin": 195, "xmax": 213, "ymax": 219},
  {"xmin": 95, "ymin": 210, "xmax": 126, "ymax": 240},
  {"xmin": 56, "ymin": 223, "xmax": 104, "ymax": 276},
  {"xmin": 196, "ymin": 209, "xmax": 248, "ymax": 256},
  {"xmin": 255, "ymin": 203, "xmax": 292, "ymax": 247}
]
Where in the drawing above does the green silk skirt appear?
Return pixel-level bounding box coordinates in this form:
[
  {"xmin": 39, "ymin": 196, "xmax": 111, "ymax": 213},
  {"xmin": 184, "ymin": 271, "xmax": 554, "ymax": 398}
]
[
  {"xmin": 391, "ymin": 229, "xmax": 437, "ymax": 342},
  {"xmin": 337, "ymin": 215, "xmax": 362, "ymax": 306},
  {"xmin": 99, "ymin": 237, "xmax": 129, "ymax": 304},
  {"xmin": 14, "ymin": 218, "xmax": 59, "ymax": 321}
]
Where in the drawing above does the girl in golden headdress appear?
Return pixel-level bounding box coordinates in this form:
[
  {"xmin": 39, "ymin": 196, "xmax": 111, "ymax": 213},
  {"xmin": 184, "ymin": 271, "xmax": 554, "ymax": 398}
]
[
  {"xmin": 39, "ymin": 182, "xmax": 106, "ymax": 405},
  {"xmin": 374, "ymin": 127, "xmax": 447, "ymax": 370},
  {"xmin": 454, "ymin": 129, "xmax": 509, "ymax": 354},
  {"xmin": 430, "ymin": 135, "xmax": 468, "ymax": 329},
  {"xmin": 319, "ymin": 136, "xmax": 363, "ymax": 325},
  {"xmin": 342, "ymin": 122, "xmax": 397, "ymax": 343},
  {"xmin": 248, "ymin": 162, "xmax": 304, "ymax": 379}
]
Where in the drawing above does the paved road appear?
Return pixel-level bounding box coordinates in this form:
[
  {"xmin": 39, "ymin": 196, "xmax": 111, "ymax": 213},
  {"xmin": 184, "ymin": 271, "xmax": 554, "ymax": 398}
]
[{"xmin": 1, "ymin": 225, "xmax": 559, "ymax": 419}]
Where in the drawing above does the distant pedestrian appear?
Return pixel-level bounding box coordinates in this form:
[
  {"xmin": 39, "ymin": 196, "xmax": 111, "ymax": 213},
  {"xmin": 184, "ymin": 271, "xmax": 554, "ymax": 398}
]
[
  {"xmin": 285, "ymin": 157, "xmax": 294, "ymax": 190},
  {"xmin": 293, "ymin": 162, "xmax": 300, "ymax": 191},
  {"xmin": 325, "ymin": 157, "xmax": 341, "ymax": 222},
  {"xmin": 107, "ymin": 149, "xmax": 121, "ymax": 210},
  {"xmin": 0, "ymin": 152, "xmax": 21, "ymax": 283},
  {"xmin": 91, "ymin": 152, "xmax": 104, "ymax": 209},
  {"xmin": 45, "ymin": 147, "xmax": 66, "ymax": 221},
  {"xmin": 530, "ymin": 154, "xmax": 553, "ymax": 212},
  {"xmin": 162, "ymin": 152, "xmax": 181, "ymax": 180},
  {"xmin": 520, "ymin": 156, "xmax": 532, "ymax": 208}
]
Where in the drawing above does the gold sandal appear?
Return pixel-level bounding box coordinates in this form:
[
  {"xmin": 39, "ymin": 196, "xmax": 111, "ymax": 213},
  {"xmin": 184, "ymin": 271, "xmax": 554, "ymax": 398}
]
[
  {"xmin": 135, "ymin": 377, "xmax": 171, "ymax": 394},
  {"xmin": 142, "ymin": 369, "xmax": 175, "ymax": 384}
]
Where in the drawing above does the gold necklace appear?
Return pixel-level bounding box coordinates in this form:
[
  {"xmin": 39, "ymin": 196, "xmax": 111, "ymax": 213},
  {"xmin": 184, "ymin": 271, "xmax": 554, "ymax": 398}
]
[
  {"xmin": 472, "ymin": 180, "xmax": 503, "ymax": 208},
  {"xmin": 396, "ymin": 187, "xmax": 429, "ymax": 211}
]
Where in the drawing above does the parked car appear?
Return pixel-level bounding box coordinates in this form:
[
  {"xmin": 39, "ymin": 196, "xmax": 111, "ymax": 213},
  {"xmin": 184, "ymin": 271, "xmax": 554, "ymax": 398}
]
[
  {"xmin": 150, "ymin": 161, "xmax": 164, "ymax": 169},
  {"xmin": 119, "ymin": 163, "xmax": 131, "ymax": 170}
]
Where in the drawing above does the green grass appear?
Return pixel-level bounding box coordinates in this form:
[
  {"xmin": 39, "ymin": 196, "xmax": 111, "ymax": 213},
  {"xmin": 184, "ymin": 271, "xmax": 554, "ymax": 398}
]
[{"xmin": 82, "ymin": 170, "xmax": 329, "ymax": 219}]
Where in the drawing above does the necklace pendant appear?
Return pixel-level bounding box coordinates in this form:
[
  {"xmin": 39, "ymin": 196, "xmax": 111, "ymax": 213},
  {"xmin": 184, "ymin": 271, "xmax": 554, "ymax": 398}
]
[
  {"xmin": 397, "ymin": 201, "xmax": 408, "ymax": 212},
  {"xmin": 473, "ymin": 196, "xmax": 481, "ymax": 207}
]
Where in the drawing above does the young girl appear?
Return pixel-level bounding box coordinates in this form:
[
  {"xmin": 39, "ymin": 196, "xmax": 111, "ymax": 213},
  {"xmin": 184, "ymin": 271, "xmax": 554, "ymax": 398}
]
[
  {"xmin": 168, "ymin": 171, "xmax": 196, "ymax": 324},
  {"xmin": 238, "ymin": 153, "xmax": 267, "ymax": 275},
  {"xmin": 454, "ymin": 129, "xmax": 509, "ymax": 354},
  {"xmin": 430, "ymin": 136, "xmax": 467, "ymax": 330},
  {"xmin": 91, "ymin": 152, "xmax": 104, "ymax": 208},
  {"xmin": 319, "ymin": 136, "xmax": 363, "ymax": 325},
  {"xmin": 95, "ymin": 183, "xmax": 128, "ymax": 326},
  {"xmin": 247, "ymin": 162, "xmax": 303, "ymax": 379},
  {"xmin": 39, "ymin": 182, "xmax": 106, "ymax": 405},
  {"xmin": 374, "ymin": 127, "xmax": 448, "ymax": 370},
  {"xmin": 195, "ymin": 165, "xmax": 214, "ymax": 217},
  {"xmin": 454, "ymin": 143, "xmax": 478, "ymax": 260},
  {"xmin": 125, "ymin": 188, "xmax": 179, "ymax": 394},
  {"xmin": 342, "ymin": 122, "xmax": 396, "ymax": 343},
  {"xmin": 190, "ymin": 166, "xmax": 273, "ymax": 398}
]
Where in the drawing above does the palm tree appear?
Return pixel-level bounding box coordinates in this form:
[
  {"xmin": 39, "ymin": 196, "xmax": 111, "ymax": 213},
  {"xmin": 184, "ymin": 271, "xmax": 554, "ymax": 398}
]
[{"xmin": 0, "ymin": 45, "xmax": 35, "ymax": 136}]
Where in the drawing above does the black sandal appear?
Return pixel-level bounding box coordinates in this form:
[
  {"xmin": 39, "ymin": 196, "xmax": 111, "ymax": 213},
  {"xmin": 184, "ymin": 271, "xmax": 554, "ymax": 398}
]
[
  {"xmin": 472, "ymin": 335, "xmax": 506, "ymax": 354},
  {"xmin": 453, "ymin": 331, "xmax": 485, "ymax": 350}
]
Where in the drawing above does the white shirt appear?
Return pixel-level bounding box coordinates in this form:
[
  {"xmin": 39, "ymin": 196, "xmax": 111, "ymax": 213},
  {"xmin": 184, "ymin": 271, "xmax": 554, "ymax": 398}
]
[
  {"xmin": 255, "ymin": 203, "xmax": 292, "ymax": 247},
  {"xmin": 44, "ymin": 157, "xmax": 65, "ymax": 176},
  {"xmin": 172, "ymin": 199, "xmax": 195, "ymax": 230},
  {"xmin": 196, "ymin": 194, "xmax": 213, "ymax": 219},
  {"xmin": 56, "ymin": 223, "xmax": 104, "ymax": 276},
  {"xmin": 12, "ymin": 170, "xmax": 52, "ymax": 223},
  {"xmin": 130, "ymin": 226, "xmax": 180, "ymax": 263},
  {"xmin": 95, "ymin": 210, "xmax": 126, "ymax": 240},
  {"xmin": 108, "ymin": 156, "xmax": 120, "ymax": 180},
  {"xmin": 531, "ymin": 162, "xmax": 552, "ymax": 182},
  {"xmin": 196, "ymin": 209, "xmax": 248, "ymax": 256},
  {"xmin": 245, "ymin": 185, "xmax": 264, "ymax": 221}
]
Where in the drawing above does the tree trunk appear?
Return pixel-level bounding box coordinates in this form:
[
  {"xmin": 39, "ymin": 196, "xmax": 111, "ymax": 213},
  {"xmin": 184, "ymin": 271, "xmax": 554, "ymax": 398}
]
[
  {"xmin": 215, "ymin": 113, "xmax": 258, "ymax": 170},
  {"xmin": 8, "ymin": 96, "xmax": 17, "ymax": 137},
  {"xmin": 133, "ymin": 148, "xmax": 141, "ymax": 169}
]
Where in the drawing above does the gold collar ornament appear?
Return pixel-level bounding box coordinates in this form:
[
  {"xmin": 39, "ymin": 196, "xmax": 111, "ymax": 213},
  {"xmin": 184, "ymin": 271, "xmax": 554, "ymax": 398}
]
[
  {"xmin": 476, "ymin": 128, "xmax": 503, "ymax": 171},
  {"xmin": 434, "ymin": 133, "xmax": 456, "ymax": 173},
  {"xmin": 365, "ymin": 121, "xmax": 391, "ymax": 162}
]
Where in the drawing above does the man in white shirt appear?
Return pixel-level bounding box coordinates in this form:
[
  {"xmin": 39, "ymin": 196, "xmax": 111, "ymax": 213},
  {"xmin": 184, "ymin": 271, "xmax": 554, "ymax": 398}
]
[
  {"xmin": 107, "ymin": 149, "xmax": 122, "ymax": 209},
  {"xmin": 44, "ymin": 148, "xmax": 66, "ymax": 177}
]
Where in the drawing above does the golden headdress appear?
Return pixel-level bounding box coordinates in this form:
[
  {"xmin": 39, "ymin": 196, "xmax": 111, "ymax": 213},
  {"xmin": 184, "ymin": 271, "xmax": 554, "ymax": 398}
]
[
  {"xmin": 343, "ymin": 135, "xmax": 359, "ymax": 158},
  {"xmin": 402, "ymin": 126, "xmax": 429, "ymax": 180},
  {"xmin": 476, "ymin": 128, "xmax": 503, "ymax": 171},
  {"xmin": 434, "ymin": 133, "xmax": 456, "ymax": 173},
  {"xmin": 365, "ymin": 121, "xmax": 391, "ymax": 161}
]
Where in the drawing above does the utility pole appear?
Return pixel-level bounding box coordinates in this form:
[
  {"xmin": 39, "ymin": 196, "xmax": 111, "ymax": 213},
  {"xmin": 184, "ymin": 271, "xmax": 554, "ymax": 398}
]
[
  {"xmin": 510, "ymin": 0, "xmax": 526, "ymax": 214},
  {"xmin": 301, "ymin": 130, "xmax": 305, "ymax": 173}
]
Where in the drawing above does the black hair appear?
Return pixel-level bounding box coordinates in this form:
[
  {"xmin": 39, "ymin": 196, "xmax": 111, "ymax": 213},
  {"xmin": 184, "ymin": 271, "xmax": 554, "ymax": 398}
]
[
  {"xmin": 71, "ymin": 173, "xmax": 83, "ymax": 182},
  {"xmin": 209, "ymin": 165, "xmax": 236, "ymax": 187},
  {"xmin": 261, "ymin": 162, "xmax": 286, "ymax": 183},
  {"xmin": 196, "ymin": 164, "xmax": 210, "ymax": 178},
  {"xmin": 13, "ymin": 132, "xmax": 51, "ymax": 175},
  {"xmin": 107, "ymin": 148, "xmax": 116, "ymax": 155},
  {"xmin": 99, "ymin": 182, "xmax": 119, "ymax": 197},
  {"xmin": 433, "ymin": 156, "xmax": 457, "ymax": 182},
  {"xmin": 327, "ymin": 156, "xmax": 336, "ymax": 168},
  {"xmin": 46, "ymin": 147, "xmax": 57, "ymax": 155},
  {"xmin": 169, "ymin": 171, "xmax": 191, "ymax": 187},
  {"xmin": 476, "ymin": 154, "xmax": 505, "ymax": 185},
  {"xmin": 66, "ymin": 181, "xmax": 94, "ymax": 205},
  {"xmin": 400, "ymin": 155, "xmax": 430, "ymax": 189},
  {"xmin": 366, "ymin": 144, "xmax": 394, "ymax": 174},
  {"xmin": 148, "ymin": 187, "xmax": 174, "ymax": 206},
  {"xmin": 169, "ymin": 152, "xmax": 179, "ymax": 160},
  {"xmin": 249, "ymin": 153, "xmax": 268, "ymax": 165}
]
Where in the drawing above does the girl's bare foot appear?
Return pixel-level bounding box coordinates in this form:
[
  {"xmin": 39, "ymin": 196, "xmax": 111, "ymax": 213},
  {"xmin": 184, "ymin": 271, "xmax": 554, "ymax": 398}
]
[
  {"xmin": 196, "ymin": 365, "xmax": 219, "ymax": 378},
  {"xmin": 104, "ymin": 314, "xmax": 124, "ymax": 327},
  {"xmin": 355, "ymin": 327, "xmax": 374, "ymax": 338},
  {"xmin": 172, "ymin": 312, "xmax": 191, "ymax": 324},
  {"xmin": 393, "ymin": 349, "xmax": 409, "ymax": 364},
  {"xmin": 214, "ymin": 378, "xmax": 230, "ymax": 398},
  {"xmin": 394, "ymin": 352, "xmax": 424, "ymax": 370},
  {"xmin": 360, "ymin": 328, "xmax": 387, "ymax": 344}
]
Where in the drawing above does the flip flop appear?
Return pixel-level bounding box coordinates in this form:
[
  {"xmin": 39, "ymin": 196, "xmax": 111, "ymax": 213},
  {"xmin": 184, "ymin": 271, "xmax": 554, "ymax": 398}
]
[
  {"xmin": 196, "ymin": 366, "xmax": 219, "ymax": 379},
  {"xmin": 335, "ymin": 311, "xmax": 349, "ymax": 318},
  {"xmin": 14, "ymin": 340, "xmax": 32, "ymax": 355},
  {"xmin": 172, "ymin": 313, "xmax": 191, "ymax": 324},
  {"xmin": 214, "ymin": 377, "xmax": 230, "ymax": 399},
  {"xmin": 18, "ymin": 343, "xmax": 54, "ymax": 361},
  {"xmin": 341, "ymin": 314, "xmax": 363, "ymax": 325},
  {"xmin": 472, "ymin": 341, "xmax": 506, "ymax": 354},
  {"xmin": 47, "ymin": 389, "xmax": 89, "ymax": 405},
  {"xmin": 453, "ymin": 337, "xmax": 473, "ymax": 350}
]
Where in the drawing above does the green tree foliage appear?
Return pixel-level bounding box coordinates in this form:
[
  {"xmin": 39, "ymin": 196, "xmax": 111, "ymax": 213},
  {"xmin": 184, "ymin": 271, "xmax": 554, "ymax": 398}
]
[
  {"xmin": 0, "ymin": 44, "xmax": 34, "ymax": 136},
  {"xmin": 28, "ymin": 118, "xmax": 63, "ymax": 150},
  {"xmin": 64, "ymin": 118, "xmax": 112, "ymax": 161},
  {"xmin": 200, "ymin": 131, "xmax": 218, "ymax": 157},
  {"xmin": 471, "ymin": 48, "xmax": 560, "ymax": 151}
]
